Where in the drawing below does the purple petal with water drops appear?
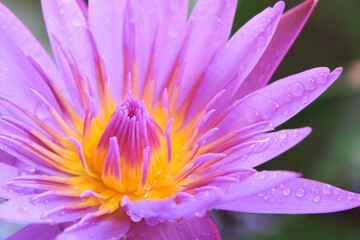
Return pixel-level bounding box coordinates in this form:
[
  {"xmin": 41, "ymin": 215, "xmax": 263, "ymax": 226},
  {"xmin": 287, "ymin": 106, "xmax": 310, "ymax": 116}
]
[
  {"xmin": 41, "ymin": 0, "xmax": 98, "ymax": 112},
  {"xmin": 122, "ymin": 188, "xmax": 222, "ymax": 223},
  {"xmin": 88, "ymin": 0, "xmax": 126, "ymax": 104},
  {"xmin": 176, "ymin": 0, "xmax": 237, "ymax": 109},
  {"xmin": 185, "ymin": 1, "xmax": 285, "ymax": 122},
  {"xmin": 125, "ymin": 213, "xmax": 220, "ymax": 240},
  {"xmin": 56, "ymin": 211, "xmax": 130, "ymax": 240},
  {"xmin": 0, "ymin": 3, "xmax": 68, "ymax": 111},
  {"xmin": 236, "ymin": 0, "xmax": 318, "ymax": 99},
  {"xmin": 213, "ymin": 170, "xmax": 300, "ymax": 204},
  {"xmin": 7, "ymin": 223, "xmax": 66, "ymax": 240},
  {"xmin": 211, "ymin": 67, "xmax": 342, "ymax": 141},
  {"xmin": 0, "ymin": 194, "xmax": 85, "ymax": 223},
  {"xmin": 219, "ymin": 127, "xmax": 312, "ymax": 170},
  {"xmin": 218, "ymin": 178, "xmax": 360, "ymax": 214},
  {"xmin": 0, "ymin": 162, "xmax": 35, "ymax": 199},
  {"xmin": 152, "ymin": 0, "xmax": 189, "ymax": 103}
]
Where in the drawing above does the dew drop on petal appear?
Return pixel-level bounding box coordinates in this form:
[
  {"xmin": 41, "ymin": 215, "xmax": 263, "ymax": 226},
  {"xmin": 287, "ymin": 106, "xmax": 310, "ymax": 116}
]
[
  {"xmin": 322, "ymin": 184, "xmax": 331, "ymax": 194},
  {"xmin": 302, "ymin": 95, "xmax": 309, "ymax": 104},
  {"xmin": 262, "ymin": 99, "xmax": 279, "ymax": 120},
  {"xmin": 305, "ymin": 78, "xmax": 316, "ymax": 90},
  {"xmin": 296, "ymin": 188, "xmax": 305, "ymax": 198},
  {"xmin": 313, "ymin": 196, "xmax": 321, "ymax": 203},
  {"xmin": 318, "ymin": 72, "xmax": 329, "ymax": 84},
  {"xmin": 293, "ymin": 83, "xmax": 304, "ymax": 97},
  {"xmin": 282, "ymin": 188, "xmax": 291, "ymax": 197},
  {"xmin": 347, "ymin": 192, "xmax": 355, "ymax": 200}
]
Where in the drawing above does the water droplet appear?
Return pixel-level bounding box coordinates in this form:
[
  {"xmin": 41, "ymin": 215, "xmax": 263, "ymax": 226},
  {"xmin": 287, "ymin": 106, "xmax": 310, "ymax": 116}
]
[
  {"xmin": 322, "ymin": 184, "xmax": 331, "ymax": 194},
  {"xmin": 305, "ymin": 78, "xmax": 316, "ymax": 90},
  {"xmin": 89, "ymin": 233, "xmax": 95, "ymax": 238},
  {"xmin": 279, "ymin": 132, "xmax": 288, "ymax": 140},
  {"xmin": 261, "ymin": 17, "xmax": 272, "ymax": 23},
  {"xmin": 302, "ymin": 96, "xmax": 309, "ymax": 104},
  {"xmin": 347, "ymin": 192, "xmax": 355, "ymax": 200},
  {"xmin": 334, "ymin": 188, "xmax": 340, "ymax": 195},
  {"xmin": 285, "ymin": 94, "xmax": 293, "ymax": 103},
  {"xmin": 258, "ymin": 192, "xmax": 265, "ymax": 197},
  {"xmin": 262, "ymin": 99, "xmax": 279, "ymax": 120},
  {"xmin": 282, "ymin": 188, "xmax": 291, "ymax": 197},
  {"xmin": 293, "ymin": 83, "xmax": 304, "ymax": 97},
  {"xmin": 318, "ymin": 72, "xmax": 329, "ymax": 84},
  {"xmin": 337, "ymin": 196, "xmax": 342, "ymax": 201},
  {"xmin": 246, "ymin": 108, "xmax": 259, "ymax": 123},
  {"xmin": 18, "ymin": 171, "xmax": 26, "ymax": 177},
  {"xmin": 263, "ymin": 195, "xmax": 270, "ymax": 201},
  {"xmin": 313, "ymin": 196, "xmax": 321, "ymax": 203},
  {"xmin": 208, "ymin": 16, "xmax": 222, "ymax": 34},
  {"xmin": 257, "ymin": 36, "xmax": 266, "ymax": 48},
  {"xmin": 35, "ymin": 104, "xmax": 51, "ymax": 121},
  {"xmin": 296, "ymin": 188, "xmax": 305, "ymax": 198}
]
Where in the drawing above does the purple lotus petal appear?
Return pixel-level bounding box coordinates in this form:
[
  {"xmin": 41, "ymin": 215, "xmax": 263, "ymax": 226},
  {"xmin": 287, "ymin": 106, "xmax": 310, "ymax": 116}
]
[
  {"xmin": 185, "ymin": 1, "xmax": 285, "ymax": 122},
  {"xmin": 122, "ymin": 188, "xmax": 222, "ymax": 222},
  {"xmin": 211, "ymin": 67, "xmax": 342, "ymax": 141},
  {"xmin": 55, "ymin": 211, "xmax": 130, "ymax": 240},
  {"xmin": 214, "ymin": 170, "xmax": 300, "ymax": 204},
  {"xmin": 152, "ymin": 0, "xmax": 189, "ymax": 104},
  {"xmin": 236, "ymin": 0, "xmax": 318, "ymax": 99},
  {"xmin": 7, "ymin": 224, "xmax": 66, "ymax": 240},
  {"xmin": 125, "ymin": 213, "xmax": 220, "ymax": 240},
  {"xmin": 88, "ymin": 0, "xmax": 126, "ymax": 104},
  {"xmin": 0, "ymin": 162, "xmax": 35, "ymax": 199},
  {"xmin": 218, "ymin": 178, "xmax": 360, "ymax": 214},
  {"xmin": 176, "ymin": 0, "xmax": 238, "ymax": 110},
  {"xmin": 0, "ymin": 3, "xmax": 69, "ymax": 111},
  {"xmin": 0, "ymin": 194, "xmax": 84, "ymax": 223},
  {"xmin": 218, "ymin": 127, "xmax": 312, "ymax": 170},
  {"xmin": 41, "ymin": 0, "xmax": 97, "ymax": 112}
]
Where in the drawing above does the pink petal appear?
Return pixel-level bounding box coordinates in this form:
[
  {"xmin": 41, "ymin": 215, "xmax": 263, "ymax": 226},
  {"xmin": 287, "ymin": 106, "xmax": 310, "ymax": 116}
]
[
  {"xmin": 218, "ymin": 178, "xmax": 360, "ymax": 214},
  {"xmin": 211, "ymin": 67, "xmax": 342, "ymax": 141},
  {"xmin": 176, "ymin": 0, "xmax": 237, "ymax": 109},
  {"xmin": 213, "ymin": 170, "xmax": 300, "ymax": 204},
  {"xmin": 7, "ymin": 224, "xmax": 65, "ymax": 240},
  {"xmin": 41, "ymin": 0, "xmax": 97, "ymax": 111},
  {"xmin": 236, "ymin": 0, "xmax": 318, "ymax": 99},
  {"xmin": 185, "ymin": 1, "xmax": 285, "ymax": 122},
  {"xmin": 0, "ymin": 194, "xmax": 83, "ymax": 224},
  {"xmin": 56, "ymin": 211, "xmax": 130, "ymax": 240},
  {"xmin": 125, "ymin": 213, "xmax": 220, "ymax": 240},
  {"xmin": 88, "ymin": 0, "xmax": 126, "ymax": 104}
]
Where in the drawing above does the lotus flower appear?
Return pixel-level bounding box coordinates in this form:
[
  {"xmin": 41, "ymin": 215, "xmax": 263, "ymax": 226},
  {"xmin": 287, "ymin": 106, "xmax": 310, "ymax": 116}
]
[{"xmin": 0, "ymin": 0, "xmax": 359, "ymax": 239}]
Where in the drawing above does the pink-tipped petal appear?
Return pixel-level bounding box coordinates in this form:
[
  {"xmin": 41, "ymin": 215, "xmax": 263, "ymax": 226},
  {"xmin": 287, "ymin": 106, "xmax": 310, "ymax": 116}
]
[
  {"xmin": 176, "ymin": 0, "xmax": 237, "ymax": 109},
  {"xmin": 88, "ymin": 0, "xmax": 126, "ymax": 104},
  {"xmin": 56, "ymin": 211, "xmax": 130, "ymax": 240},
  {"xmin": 125, "ymin": 213, "xmax": 220, "ymax": 240},
  {"xmin": 212, "ymin": 67, "xmax": 342, "ymax": 141},
  {"xmin": 236, "ymin": 0, "xmax": 318, "ymax": 98},
  {"xmin": 218, "ymin": 178, "xmax": 360, "ymax": 214},
  {"xmin": 7, "ymin": 224, "xmax": 65, "ymax": 240},
  {"xmin": 185, "ymin": 1, "xmax": 285, "ymax": 121}
]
